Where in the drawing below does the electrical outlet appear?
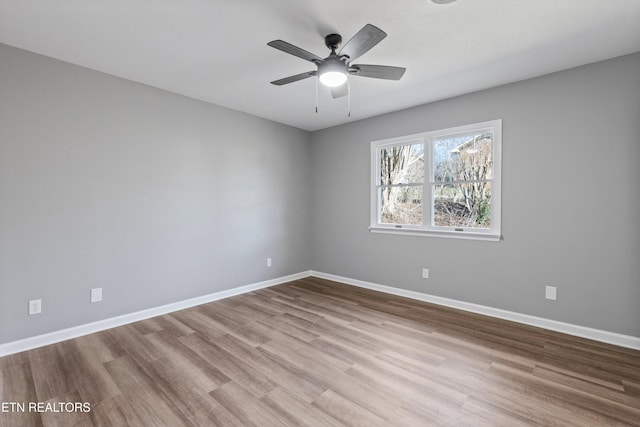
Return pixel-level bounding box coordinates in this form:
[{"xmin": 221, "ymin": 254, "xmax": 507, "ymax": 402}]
[
  {"xmin": 29, "ymin": 299, "xmax": 42, "ymax": 315},
  {"xmin": 267, "ymin": 258, "xmax": 272, "ymax": 267},
  {"xmin": 545, "ymin": 286, "xmax": 557, "ymax": 301},
  {"xmin": 422, "ymin": 268, "xmax": 429, "ymax": 279},
  {"xmin": 91, "ymin": 288, "xmax": 103, "ymax": 303}
]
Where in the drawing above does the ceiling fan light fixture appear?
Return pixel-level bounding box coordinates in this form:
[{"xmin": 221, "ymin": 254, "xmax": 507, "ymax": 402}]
[
  {"xmin": 319, "ymin": 70, "xmax": 347, "ymax": 87},
  {"xmin": 268, "ymin": 24, "xmax": 406, "ymax": 107},
  {"xmin": 318, "ymin": 58, "xmax": 348, "ymax": 87}
]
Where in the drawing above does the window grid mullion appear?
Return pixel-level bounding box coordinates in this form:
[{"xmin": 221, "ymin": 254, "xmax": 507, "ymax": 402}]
[
  {"xmin": 377, "ymin": 183, "xmax": 423, "ymax": 189},
  {"xmin": 432, "ymin": 179, "xmax": 494, "ymax": 185},
  {"xmin": 424, "ymin": 139, "xmax": 432, "ymax": 228}
]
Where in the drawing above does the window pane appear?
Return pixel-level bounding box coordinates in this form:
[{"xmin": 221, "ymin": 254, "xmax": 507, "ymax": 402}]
[
  {"xmin": 433, "ymin": 182, "xmax": 492, "ymax": 228},
  {"xmin": 380, "ymin": 185, "xmax": 422, "ymax": 225},
  {"xmin": 379, "ymin": 143, "xmax": 424, "ymax": 185},
  {"xmin": 433, "ymin": 133, "xmax": 493, "ymax": 182}
]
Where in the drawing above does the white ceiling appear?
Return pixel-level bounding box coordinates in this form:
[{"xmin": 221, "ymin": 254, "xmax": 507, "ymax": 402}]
[{"xmin": 2, "ymin": 0, "xmax": 640, "ymax": 131}]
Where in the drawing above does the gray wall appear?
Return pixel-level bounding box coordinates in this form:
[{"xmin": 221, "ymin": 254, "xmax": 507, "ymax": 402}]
[
  {"xmin": 2, "ymin": 43, "xmax": 638, "ymax": 345},
  {"xmin": 310, "ymin": 52, "xmax": 640, "ymax": 337},
  {"xmin": 0, "ymin": 44, "xmax": 311, "ymax": 343}
]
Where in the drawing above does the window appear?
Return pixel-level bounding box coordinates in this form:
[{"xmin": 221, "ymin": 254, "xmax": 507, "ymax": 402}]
[{"xmin": 370, "ymin": 120, "xmax": 502, "ymax": 241}]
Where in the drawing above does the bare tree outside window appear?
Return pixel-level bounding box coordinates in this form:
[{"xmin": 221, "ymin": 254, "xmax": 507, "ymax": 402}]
[
  {"xmin": 433, "ymin": 133, "xmax": 493, "ymax": 228},
  {"xmin": 379, "ymin": 143, "xmax": 424, "ymax": 225}
]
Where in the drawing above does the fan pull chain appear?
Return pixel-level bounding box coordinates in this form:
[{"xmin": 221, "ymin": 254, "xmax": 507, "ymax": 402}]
[
  {"xmin": 347, "ymin": 78, "xmax": 351, "ymax": 117},
  {"xmin": 315, "ymin": 76, "xmax": 319, "ymax": 113}
]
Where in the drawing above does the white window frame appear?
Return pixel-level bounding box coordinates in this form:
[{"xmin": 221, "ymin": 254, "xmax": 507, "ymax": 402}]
[{"xmin": 370, "ymin": 119, "xmax": 502, "ymax": 241}]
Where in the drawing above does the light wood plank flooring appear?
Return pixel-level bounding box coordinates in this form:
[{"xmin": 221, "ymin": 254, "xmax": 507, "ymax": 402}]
[{"xmin": 2, "ymin": 277, "xmax": 640, "ymax": 426}]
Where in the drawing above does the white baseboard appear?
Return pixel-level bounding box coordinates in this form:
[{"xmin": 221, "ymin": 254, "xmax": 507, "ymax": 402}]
[
  {"xmin": 3, "ymin": 269, "xmax": 638, "ymax": 356},
  {"xmin": 0, "ymin": 271, "xmax": 312, "ymax": 357},
  {"xmin": 309, "ymin": 271, "xmax": 640, "ymax": 351}
]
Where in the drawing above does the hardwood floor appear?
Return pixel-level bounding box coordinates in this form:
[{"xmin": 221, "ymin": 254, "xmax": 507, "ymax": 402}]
[{"xmin": 2, "ymin": 277, "xmax": 640, "ymax": 426}]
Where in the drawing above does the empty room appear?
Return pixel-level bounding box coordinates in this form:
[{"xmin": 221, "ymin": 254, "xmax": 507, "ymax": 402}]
[{"xmin": 1, "ymin": 1, "xmax": 640, "ymax": 426}]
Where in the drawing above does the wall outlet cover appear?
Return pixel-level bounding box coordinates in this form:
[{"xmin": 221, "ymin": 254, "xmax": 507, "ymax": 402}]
[
  {"xmin": 91, "ymin": 288, "xmax": 103, "ymax": 303},
  {"xmin": 29, "ymin": 299, "xmax": 42, "ymax": 315},
  {"xmin": 545, "ymin": 286, "xmax": 557, "ymax": 301}
]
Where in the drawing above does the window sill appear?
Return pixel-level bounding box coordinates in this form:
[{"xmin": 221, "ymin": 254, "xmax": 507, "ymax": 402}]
[{"xmin": 369, "ymin": 226, "xmax": 501, "ymax": 242}]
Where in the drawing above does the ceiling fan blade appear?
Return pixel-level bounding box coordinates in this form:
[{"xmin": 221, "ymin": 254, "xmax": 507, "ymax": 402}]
[
  {"xmin": 330, "ymin": 84, "xmax": 348, "ymax": 99},
  {"xmin": 267, "ymin": 40, "xmax": 323, "ymax": 64},
  {"xmin": 350, "ymin": 64, "xmax": 406, "ymax": 80},
  {"xmin": 338, "ymin": 24, "xmax": 387, "ymax": 62},
  {"xmin": 270, "ymin": 71, "xmax": 317, "ymax": 86}
]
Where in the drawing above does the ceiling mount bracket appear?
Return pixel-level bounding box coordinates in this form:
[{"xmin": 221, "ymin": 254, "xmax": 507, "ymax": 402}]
[{"xmin": 324, "ymin": 33, "xmax": 342, "ymax": 50}]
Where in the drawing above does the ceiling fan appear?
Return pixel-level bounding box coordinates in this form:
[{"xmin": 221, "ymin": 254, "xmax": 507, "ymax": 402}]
[{"xmin": 267, "ymin": 24, "xmax": 406, "ymax": 100}]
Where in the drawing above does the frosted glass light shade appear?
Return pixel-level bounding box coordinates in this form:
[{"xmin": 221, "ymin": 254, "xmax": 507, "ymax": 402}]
[
  {"xmin": 319, "ymin": 71, "xmax": 347, "ymax": 87},
  {"xmin": 318, "ymin": 57, "xmax": 348, "ymax": 87}
]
